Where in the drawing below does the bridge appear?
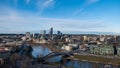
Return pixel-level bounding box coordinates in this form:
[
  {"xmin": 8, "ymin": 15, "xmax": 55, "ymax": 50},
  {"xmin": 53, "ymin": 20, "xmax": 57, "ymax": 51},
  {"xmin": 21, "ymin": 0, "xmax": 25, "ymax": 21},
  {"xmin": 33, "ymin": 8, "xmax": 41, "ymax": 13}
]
[
  {"xmin": 43, "ymin": 52, "xmax": 73, "ymax": 59},
  {"xmin": 35, "ymin": 50, "xmax": 80, "ymax": 64}
]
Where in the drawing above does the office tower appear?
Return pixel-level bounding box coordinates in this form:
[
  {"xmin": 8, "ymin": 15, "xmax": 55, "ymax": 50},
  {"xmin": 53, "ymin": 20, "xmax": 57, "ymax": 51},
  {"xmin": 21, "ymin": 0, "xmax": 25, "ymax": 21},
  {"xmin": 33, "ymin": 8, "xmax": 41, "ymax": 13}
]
[
  {"xmin": 57, "ymin": 31, "xmax": 61, "ymax": 35},
  {"xmin": 34, "ymin": 33, "xmax": 40, "ymax": 39},
  {"xmin": 40, "ymin": 30, "xmax": 46, "ymax": 40},
  {"xmin": 26, "ymin": 32, "xmax": 30, "ymax": 39},
  {"xmin": 30, "ymin": 33, "xmax": 34, "ymax": 39},
  {"xmin": 32, "ymin": 33, "xmax": 34, "ymax": 38},
  {"xmin": 49, "ymin": 27, "xmax": 53, "ymax": 39},
  {"xmin": 57, "ymin": 31, "xmax": 62, "ymax": 39}
]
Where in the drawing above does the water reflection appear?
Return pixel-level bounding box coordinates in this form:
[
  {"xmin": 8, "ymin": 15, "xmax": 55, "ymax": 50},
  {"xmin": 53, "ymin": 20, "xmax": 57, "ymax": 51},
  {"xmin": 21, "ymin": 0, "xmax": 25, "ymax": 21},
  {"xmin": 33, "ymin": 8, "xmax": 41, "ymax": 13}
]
[
  {"xmin": 32, "ymin": 46, "xmax": 51, "ymax": 58},
  {"xmin": 48, "ymin": 56, "xmax": 61, "ymax": 62},
  {"xmin": 66, "ymin": 60, "xmax": 116, "ymax": 68},
  {"xmin": 32, "ymin": 45, "xmax": 61, "ymax": 62}
]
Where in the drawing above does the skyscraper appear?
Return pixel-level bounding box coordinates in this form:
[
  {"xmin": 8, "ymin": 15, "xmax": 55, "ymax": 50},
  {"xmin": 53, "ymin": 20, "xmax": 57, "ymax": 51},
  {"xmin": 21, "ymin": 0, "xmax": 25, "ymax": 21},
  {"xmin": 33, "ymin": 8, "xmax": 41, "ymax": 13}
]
[
  {"xmin": 26, "ymin": 32, "xmax": 30, "ymax": 39},
  {"xmin": 40, "ymin": 30, "xmax": 46, "ymax": 40},
  {"xmin": 57, "ymin": 31, "xmax": 61, "ymax": 35},
  {"xmin": 57, "ymin": 31, "xmax": 62, "ymax": 39},
  {"xmin": 49, "ymin": 27, "xmax": 53, "ymax": 40},
  {"xmin": 34, "ymin": 33, "xmax": 40, "ymax": 39}
]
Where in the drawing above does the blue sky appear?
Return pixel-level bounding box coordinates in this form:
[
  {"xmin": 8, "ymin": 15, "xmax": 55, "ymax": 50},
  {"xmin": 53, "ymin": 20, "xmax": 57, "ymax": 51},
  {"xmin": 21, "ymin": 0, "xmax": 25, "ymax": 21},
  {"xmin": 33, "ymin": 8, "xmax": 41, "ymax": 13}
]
[{"xmin": 0, "ymin": 0, "xmax": 120, "ymax": 34}]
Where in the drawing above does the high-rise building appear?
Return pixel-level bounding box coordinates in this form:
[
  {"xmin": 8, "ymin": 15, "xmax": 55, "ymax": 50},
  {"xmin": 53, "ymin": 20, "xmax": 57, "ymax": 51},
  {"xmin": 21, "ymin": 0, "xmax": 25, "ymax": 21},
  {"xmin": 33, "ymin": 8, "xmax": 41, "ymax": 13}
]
[
  {"xmin": 26, "ymin": 32, "xmax": 30, "ymax": 39},
  {"xmin": 34, "ymin": 33, "xmax": 40, "ymax": 39},
  {"xmin": 40, "ymin": 30, "xmax": 46, "ymax": 40},
  {"xmin": 32, "ymin": 33, "xmax": 34, "ymax": 38},
  {"xmin": 57, "ymin": 31, "xmax": 62, "ymax": 39},
  {"xmin": 57, "ymin": 31, "xmax": 61, "ymax": 35},
  {"xmin": 49, "ymin": 27, "xmax": 53, "ymax": 39}
]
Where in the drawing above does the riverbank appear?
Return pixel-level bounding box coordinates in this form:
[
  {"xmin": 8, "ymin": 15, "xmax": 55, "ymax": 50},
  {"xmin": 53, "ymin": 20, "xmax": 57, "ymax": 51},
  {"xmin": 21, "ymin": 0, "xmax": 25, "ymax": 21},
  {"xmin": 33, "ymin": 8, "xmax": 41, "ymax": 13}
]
[{"xmin": 73, "ymin": 54, "xmax": 120, "ymax": 65}]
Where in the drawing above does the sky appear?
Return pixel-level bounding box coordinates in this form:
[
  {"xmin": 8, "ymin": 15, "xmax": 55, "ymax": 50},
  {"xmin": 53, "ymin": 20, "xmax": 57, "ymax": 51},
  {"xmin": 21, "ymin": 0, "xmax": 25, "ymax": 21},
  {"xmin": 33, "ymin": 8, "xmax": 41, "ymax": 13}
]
[{"xmin": 0, "ymin": 0, "xmax": 120, "ymax": 34}]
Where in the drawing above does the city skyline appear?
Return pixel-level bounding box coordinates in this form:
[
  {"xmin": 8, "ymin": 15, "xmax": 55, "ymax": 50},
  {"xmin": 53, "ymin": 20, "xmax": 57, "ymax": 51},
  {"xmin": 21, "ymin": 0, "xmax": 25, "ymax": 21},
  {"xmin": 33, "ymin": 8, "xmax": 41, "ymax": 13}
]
[{"xmin": 0, "ymin": 0, "xmax": 120, "ymax": 34}]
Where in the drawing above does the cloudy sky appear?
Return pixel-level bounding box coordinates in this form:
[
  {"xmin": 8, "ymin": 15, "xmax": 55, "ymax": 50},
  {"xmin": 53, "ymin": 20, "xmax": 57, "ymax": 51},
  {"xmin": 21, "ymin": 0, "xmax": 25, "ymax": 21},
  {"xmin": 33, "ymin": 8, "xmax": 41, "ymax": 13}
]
[{"xmin": 0, "ymin": 0, "xmax": 120, "ymax": 34}]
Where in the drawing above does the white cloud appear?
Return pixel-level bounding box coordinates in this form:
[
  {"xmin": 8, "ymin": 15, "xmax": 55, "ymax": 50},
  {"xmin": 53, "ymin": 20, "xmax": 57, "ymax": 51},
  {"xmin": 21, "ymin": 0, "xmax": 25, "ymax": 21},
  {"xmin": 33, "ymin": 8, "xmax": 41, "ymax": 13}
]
[
  {"xmin": 37, "ymin": 0, "xmax": 55, "ymax": 11},
  {"xmin": 73, "ymin": 0, "xmax": 100, "ymax": 15},
  {"xmin": 0, "ymin": 12, "xmax": 105, "ymax": 33},
  {"xmin": 42, "ymin": 0, "xmax": 54, "ymax": 7},
  {"xmin": 0, "ymin": 9, "xmax": 118, "ymax": 33},
  {"xmin": 0, "ymin": 6, "xmax": 107, "ymax": 33},
  {"xmin": 0, "ymin": 0, "xmax": 55, "ymax": 15},
  {"xmin": 0, "ymin": 0, "xmax": 119, "ymax": 34}
]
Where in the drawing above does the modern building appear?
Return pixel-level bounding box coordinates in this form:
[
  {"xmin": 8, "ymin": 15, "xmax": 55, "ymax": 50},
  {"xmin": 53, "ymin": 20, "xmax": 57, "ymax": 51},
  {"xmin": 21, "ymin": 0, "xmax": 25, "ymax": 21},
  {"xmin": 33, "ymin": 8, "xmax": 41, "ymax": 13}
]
[
  {"xmin": 57, "ymin": 31, "xmax": 62, "ymax": 39},
  {"xmin": 26, "ymin": 32, "xmax": 31, "ymax": 40},
  {"xmin": 40, "ymin": 30, "xmax": 46, "ymax": 40},
  {"xmin": 34, "ymin": 33, "xmax": 40, "ymax": 39},
  {"xmin": 31, "ymin": 33, "xmax": 34, "ymax": 39},
  {"xmin": 49, "ymin": 27, "xmax": 53, "ymax": 40}
]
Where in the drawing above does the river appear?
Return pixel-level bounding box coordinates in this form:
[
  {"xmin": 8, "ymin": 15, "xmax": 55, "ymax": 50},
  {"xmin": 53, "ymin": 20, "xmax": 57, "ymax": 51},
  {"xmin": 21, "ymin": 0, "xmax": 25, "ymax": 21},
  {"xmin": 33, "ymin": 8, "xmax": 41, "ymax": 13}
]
[{"xmin": 32, "ymin": 45, "xmax": 120, "ymax": 68}]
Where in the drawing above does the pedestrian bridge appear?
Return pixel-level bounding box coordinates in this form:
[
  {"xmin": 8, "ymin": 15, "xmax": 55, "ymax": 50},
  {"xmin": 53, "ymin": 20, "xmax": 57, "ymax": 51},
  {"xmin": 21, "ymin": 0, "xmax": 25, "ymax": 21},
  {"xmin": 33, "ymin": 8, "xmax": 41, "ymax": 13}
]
[
  {"xmin": 42, "ymin": 52, "xmax": 74, "ymax": 59},
  {"xmin": 36, "ymin": 51, "xmax": 75, "ymax": 63}
]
